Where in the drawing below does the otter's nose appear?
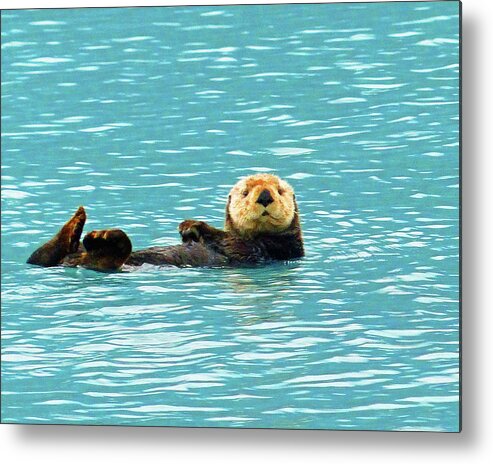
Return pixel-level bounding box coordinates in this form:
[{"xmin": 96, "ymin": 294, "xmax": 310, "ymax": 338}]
[{"xmin": 256, "ymin": 189, "xmax": 274, "ymax": 207}]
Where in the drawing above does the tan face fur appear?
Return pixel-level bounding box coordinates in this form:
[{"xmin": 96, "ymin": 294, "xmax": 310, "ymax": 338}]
[{"xmin": 225, "ymin": 174, "xmax": 298, "ymax": 237}]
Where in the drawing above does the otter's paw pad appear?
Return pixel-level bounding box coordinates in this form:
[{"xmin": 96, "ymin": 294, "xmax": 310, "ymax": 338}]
[
  {"xmin": 83, "ymin": 229, "xmax": 132, "ymax": 256},
  {"xmin": 179, "ymin": 220, "xmax": 205, "ymax": 243}
]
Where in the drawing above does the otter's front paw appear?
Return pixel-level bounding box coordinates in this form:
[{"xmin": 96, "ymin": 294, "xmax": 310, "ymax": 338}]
[{"xmin": 179, "ymin": 220, "xmax": 206, "ymax": 243}]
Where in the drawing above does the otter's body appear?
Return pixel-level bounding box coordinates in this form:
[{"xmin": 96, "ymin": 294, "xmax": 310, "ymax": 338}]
[
  {"xmin": 126, "ymin": 243, "xmax": 228, "ymax": 267},
  {"xmin": 127, "ymin": 225, "xmax": 303, "ymax": 267},
  {"xmin": 27, "ymin": 174, "xmax": 304, "ymax": 272}
]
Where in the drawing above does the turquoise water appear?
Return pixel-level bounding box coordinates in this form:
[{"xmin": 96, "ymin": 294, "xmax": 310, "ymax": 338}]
[{"xmin": 1, "ymin": 2, "xmax": 460, "ymax": 431}]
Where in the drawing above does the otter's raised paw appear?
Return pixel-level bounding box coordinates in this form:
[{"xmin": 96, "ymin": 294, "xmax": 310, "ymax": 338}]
[
  {"xmin": 27, "ymin": 206, "xmax": 87, "ymax": 267},
  {"xmin": 179, "ymin": 220, "xmax": 206, "ymax": 243},
  {"xmin": 61, "ymin": 206, "xmax": 87, "ymax": 254}
]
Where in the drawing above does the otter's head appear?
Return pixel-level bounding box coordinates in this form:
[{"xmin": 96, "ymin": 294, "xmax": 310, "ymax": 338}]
[{"xmin": 225, "ymin": 174, "xmax": 300, "ymax": 237}]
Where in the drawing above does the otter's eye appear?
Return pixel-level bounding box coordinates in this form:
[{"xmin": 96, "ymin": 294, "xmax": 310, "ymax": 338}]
[
  {"xmin": 278, "ymin": 188, "xmax": 284, "ymax": 195},
  {"xmin": 242, "ymin": 190, "xmax": 249, "ymax": 197}
]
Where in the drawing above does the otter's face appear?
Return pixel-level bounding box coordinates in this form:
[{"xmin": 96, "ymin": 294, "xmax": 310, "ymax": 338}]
[{"xmin": 226, "ymin": 174, "xmax": 297, "ymax": 236}]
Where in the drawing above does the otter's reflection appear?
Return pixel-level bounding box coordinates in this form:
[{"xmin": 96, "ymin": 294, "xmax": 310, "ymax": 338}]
[{"xmin": 216, "ymin": 262, "xmax": 304, "ymax": 326}]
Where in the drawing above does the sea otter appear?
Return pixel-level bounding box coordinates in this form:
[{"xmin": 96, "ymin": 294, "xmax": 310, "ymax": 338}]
[{"xmin": 26, "ymin": 174, "xmax": 304, "ymax": 272}]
